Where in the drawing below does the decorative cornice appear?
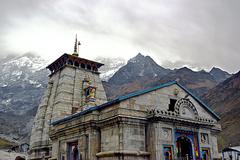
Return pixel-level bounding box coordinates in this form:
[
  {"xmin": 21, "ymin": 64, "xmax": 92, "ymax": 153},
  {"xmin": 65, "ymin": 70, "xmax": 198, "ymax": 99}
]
[
  {"xmin": 147, "ymin": 108, "xmax": 215, "ymax": 126},
  {"xmin": 46, "ymin": 53, "xmax": 103, "ymax": 76}
]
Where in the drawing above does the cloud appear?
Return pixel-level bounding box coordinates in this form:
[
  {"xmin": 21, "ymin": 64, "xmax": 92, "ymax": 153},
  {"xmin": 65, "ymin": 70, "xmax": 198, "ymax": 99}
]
[{"xmin": 0, "ymin": 0, "xmax": 240, "ymax": 73}]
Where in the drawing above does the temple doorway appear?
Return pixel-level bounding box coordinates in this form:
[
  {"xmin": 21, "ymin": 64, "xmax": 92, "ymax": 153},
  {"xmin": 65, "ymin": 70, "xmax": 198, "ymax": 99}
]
[
  {"xmin": 201, "ymin": 148, "xmax": 211, "ymax": 160},
  {"xmin": 67, "ymin": 141, "xmax": 80, "ymax": 160},
  {"xmin": 176, "ymin": 136, "xmax": 193, "ymax": 160}
]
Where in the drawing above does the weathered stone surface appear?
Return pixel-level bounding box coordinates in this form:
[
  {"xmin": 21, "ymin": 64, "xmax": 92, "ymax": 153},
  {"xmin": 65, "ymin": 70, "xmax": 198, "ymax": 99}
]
[
  {"xmin": 101, "ymin": 126, "xmax": 119, "ymax": 152},
  {"xmin": 29, "ymin": 59, "xmax": 107, "ymax": 159}
]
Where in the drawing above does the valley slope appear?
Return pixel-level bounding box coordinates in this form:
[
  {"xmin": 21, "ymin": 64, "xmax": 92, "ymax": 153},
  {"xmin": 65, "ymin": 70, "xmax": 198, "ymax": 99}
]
[{"xmin": 202, "ymin": 71, "xmax": 240, "ymax": 148}]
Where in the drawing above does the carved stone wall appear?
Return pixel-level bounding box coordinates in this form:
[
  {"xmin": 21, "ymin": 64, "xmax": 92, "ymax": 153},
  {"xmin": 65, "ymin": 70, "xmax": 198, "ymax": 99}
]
[
  {"xmin": 46, "ymin": 80, "xmax": 221, "ymax": 160},
  {"xmin": 101, "ymin": 126, "xmax": 119, "ymax": 152},
  {"xmin": 29, "ymin": 65, "xmax": 107, "ymax": 160}
]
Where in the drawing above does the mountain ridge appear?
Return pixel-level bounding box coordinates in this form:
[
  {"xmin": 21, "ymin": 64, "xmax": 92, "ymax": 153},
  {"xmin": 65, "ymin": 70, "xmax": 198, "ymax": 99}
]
[{"xmin": 105, "ymin": 54, "xmax": 228, "ymax": 99}]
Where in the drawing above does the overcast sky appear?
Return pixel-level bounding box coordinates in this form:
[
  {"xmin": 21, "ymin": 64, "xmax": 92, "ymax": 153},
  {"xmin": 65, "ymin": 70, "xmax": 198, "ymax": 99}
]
[{"xmin": 1, "ymin": 0, "xmax": 240, "ymax": 73}]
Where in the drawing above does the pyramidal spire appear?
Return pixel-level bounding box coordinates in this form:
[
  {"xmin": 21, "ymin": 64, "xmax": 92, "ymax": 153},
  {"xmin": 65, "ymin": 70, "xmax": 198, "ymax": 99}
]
[{"xmin": 73, "ymin": 34, "xmax": 81, "ymax": 57}]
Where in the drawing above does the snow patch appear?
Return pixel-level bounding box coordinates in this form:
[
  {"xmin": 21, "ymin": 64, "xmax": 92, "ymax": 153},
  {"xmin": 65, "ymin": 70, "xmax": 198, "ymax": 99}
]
[
  {"xmin": 35, "ymin": 84, "xmax": 42, "ymax": 88},
  {"xmin": 96, "ymin": 57, "xmax": 126, "ymax": 81},
  {"xmin": 3, "ymin": 55, "xmax": 47, "ymax": 72},
  {"xmin": 29, "ymin": 80, "xmax": 38, "ymax": 85},
  {"xmin": 1, "ymin": 84, "xmax": 8, "ymax": 87},
  {"xmin": 129, "ymin": 59, "xmax": 137, "ymax": 63},
  {"xmin": 11, "ymin": 70, "xmax": 22, "ymax": 76},
  {"xmin": 100, "ymin": 65, "xmax": 124, "ymax": 81},
  {"xmin": 1, "ymin": 99, "xmax": 11, "ymax": 106}
]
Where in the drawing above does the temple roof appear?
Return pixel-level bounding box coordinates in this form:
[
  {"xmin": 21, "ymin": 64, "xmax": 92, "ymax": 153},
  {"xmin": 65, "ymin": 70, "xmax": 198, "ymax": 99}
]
[
  {"xmin": 52, "ymin": 81, "xmax": 220, "ymax": 125},
  {"xmin": 46, "ymin": 53, "xmax": 104, "ymax": 75}
]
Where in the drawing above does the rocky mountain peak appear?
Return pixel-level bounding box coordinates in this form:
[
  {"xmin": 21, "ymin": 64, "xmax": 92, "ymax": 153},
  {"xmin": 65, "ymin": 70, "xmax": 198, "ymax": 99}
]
[
  {"xmin": 209, "ymin": 67, "xmax": 231, "ymax": 83},
  {"xmin": 108, "ymin": 53, "xmax": 170, "ymax": 85},
  {"xmin": 176, "ymin": 67, "xmax": 194, "ymax": 73},
  {"xmin": 128, "ymin": 53, "xmax": 160, "ymax": 67},
  {"xmin": 128, "ymin": 53, "xmax": 146, "ymax": 63}
]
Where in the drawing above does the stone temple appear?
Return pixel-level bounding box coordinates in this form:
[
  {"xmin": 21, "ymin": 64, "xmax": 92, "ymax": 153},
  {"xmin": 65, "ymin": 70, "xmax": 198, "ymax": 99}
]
[{"xmin": 29, "ymin": 38, "xmax": 221, "ymax": 160}]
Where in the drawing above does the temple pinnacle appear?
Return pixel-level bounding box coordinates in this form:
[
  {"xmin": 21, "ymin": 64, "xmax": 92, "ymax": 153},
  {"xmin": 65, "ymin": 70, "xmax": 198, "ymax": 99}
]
[{"xmin": 73, "ymin": 34, "xmax": 80, "ymax": 57}]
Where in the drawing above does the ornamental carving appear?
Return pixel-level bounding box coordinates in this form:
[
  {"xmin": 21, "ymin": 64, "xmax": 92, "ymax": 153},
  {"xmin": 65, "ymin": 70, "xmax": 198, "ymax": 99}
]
[
  {"xmin": 161, "ymin": 128, "xmax": 172, "ymax": 141},
  {"xmin": 175, "ymin": 98, "xmax": 198, "ymax": 119},
  {"xmin": 147, "ymin": 98, "xmax": 215, "ymax": 124}
]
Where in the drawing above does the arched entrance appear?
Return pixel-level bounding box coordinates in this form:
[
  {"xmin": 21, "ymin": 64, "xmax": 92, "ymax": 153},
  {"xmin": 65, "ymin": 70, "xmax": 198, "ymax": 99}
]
[{"xmin": 176, "ymin": 136, "xmax": 193, "ymax": 160}]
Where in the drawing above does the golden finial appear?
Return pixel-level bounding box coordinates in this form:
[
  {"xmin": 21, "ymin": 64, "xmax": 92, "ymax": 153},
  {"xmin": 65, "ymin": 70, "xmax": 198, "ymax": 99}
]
[{"xmin": 73, "ymin": 34, "xmax": 81, "ymax": 57}]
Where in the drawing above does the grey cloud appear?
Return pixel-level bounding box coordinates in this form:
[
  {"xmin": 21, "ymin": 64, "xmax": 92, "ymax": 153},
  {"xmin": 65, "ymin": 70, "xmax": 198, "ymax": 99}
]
[
  {"xmin": 162, "ymin": 60, "xmax": 213, "ymax": 72},
  {"xmin": 0, "ymin": 0, "xmax": 48, "ymax": 28},
  {"xmin": 115, "ymin": 0, "xmax": 240, "ymax": 73},
  {"xmin": 0, "ymin": 0, "xmax": 240, "ymax": 73}
]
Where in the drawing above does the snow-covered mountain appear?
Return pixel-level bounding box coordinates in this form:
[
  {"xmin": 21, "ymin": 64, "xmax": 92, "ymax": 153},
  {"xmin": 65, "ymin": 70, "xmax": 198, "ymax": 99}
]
[
  {"xmin": 0, "ymin": 53, "xmax": 49, "ymax": 141},
  {"xmin": 95, "ymin": 57, "xmax": 126, "ymax": 81},
  {"xmin": 0, "ymin": 53, "xmax": 49, "ymax": 113},
  {"xmin": 0, "ymin": 53, "xmax": 48, "ymax": 87}
]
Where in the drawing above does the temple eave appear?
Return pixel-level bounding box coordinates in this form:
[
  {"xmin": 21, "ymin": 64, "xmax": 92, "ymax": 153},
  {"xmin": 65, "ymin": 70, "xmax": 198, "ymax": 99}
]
[{"xmin": 46, "ymin": 53, "xmax": 104, "ymax": 75}]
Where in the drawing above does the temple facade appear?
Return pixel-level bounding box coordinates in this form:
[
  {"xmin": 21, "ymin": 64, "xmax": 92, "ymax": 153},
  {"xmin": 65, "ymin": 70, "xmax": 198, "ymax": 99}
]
[{"xmin": 29, "ymin": 40, "xmax": 221, "ymax": 160}]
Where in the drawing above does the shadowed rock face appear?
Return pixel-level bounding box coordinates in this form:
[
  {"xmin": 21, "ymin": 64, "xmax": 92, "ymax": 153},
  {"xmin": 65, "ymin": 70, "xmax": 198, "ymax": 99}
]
[
  {"xmin": 105, "ymin": 63, "xmax": 220, "ymax": 100},
  {"xmin": 202, "ymin": 71, "xmax": 240, "ymax": 148},
  {"xmin": 152, "ymin": 68, "xmax": 217, "ymax": 96}
]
